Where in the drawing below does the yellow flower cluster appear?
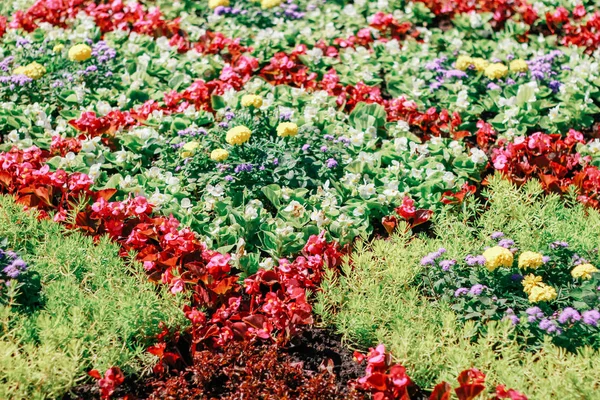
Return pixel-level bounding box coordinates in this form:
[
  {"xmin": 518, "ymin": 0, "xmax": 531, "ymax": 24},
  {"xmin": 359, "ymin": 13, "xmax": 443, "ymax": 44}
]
[
  {"xmin": 484, "ymin": 63, "xmax": 509, "ymax": 80},
  {"xmin": 226, "ymin": 126, "xmax": 252, "ymax": 145},
  {"xmin": 181, "ymin": 141, "xmax": 200, "ymax": 158},
  {"xmin": 261, "ymin": 0, "xmax": 281, "ymax": 9},
  {"xmin": 528, "ymin": 284, "xmax": 557, "ymax": 303},
  {"xmin": 13, "ymin": 62, "xmax": 46, "ymax": 80},
  {"xmin": 276, "ymin": 122, "xmax": 299, "ymax": 137},
  {"xmin": 210, "ymin": 148, "xmax": 229, "ymax": 161},
  {"xmin": 509, "ymin": 59, "xmax": 528, "ymax": 73},
  {"xmin": 522, "ymin": 273, "xmax": 557, "ymax": 303},
  {"xmin": 53, "ymin": 44, "xmax": 64, "ymax": 53},
  {"xmin": 455, "ymin": 56, "xmax": 488, "ymax": 72},
  {"xmin": 571, "ymin": 263, "xmax": 599, "ymax": 280},
  {"xmin": 241, "ymin": 94, "xmax": 263, "ymax": 108},
  {"xmin": 482, "ymin": 246, "xmax": 513, "ymax": 272},
  {"xmin": 518, "ymin": 251, "xmax": 544, "ymax": 270},
  {"xmin": 209, "ymin": 0, "xmax": 229, "ymax": 8},
  {"xmin": 68, "ymin": 44, "xmax": 92, "ymax": 62}
]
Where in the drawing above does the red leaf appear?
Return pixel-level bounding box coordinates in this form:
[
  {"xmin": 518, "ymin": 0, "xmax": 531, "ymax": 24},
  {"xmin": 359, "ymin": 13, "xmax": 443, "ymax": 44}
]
[
  {"xmin": 455, "ymin": 384, "xmax": 486, "ymax": 400},
  {"xmin": 88, "ymin": 369, "xmax": 102, "ymax": 380}
]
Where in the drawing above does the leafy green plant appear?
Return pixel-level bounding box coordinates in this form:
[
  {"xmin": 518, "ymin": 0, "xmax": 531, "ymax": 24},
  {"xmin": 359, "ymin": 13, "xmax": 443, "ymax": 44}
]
[
  {"xmin": 0, "ymin": 195, "xmax": 186, "ymax": 400},
  {"xmin": 315, "ymin": 175, "xmax": 600, "ymax": 398}
]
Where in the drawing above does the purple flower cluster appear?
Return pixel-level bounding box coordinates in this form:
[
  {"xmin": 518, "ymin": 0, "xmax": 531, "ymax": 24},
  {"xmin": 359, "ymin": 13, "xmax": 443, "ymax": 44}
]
[
  {"xmin": 490, "ymin": 231, "xmax": 504, "ymax": 240},
  {"xmin": 92, "ymin": 41, "xmax": 117, "ymax": 63},
  {"xmin": 526, "ymin": 306, "xmax": 545, "ymax": 323},
  {"xmin": 498, "ymin": 238, "xmax": 515, "ymax": 248},
  {"xmin": 0, "ymin": 56, "xmax": 14, "ymax": 72},
  {"xmin": 1, "ymin": 249, "xmax": 28, "ymax": 281},
  {"xmin": 539, "ymin": 318, "xmax": 562, "ymax": 334},
  {"xmin": 214, "ymin": 6, "xmax": 247, "ymax": 16},
  {"xmin": 557, "ymin": 307, "xmax": 581, "ymax": 324},
  {"xmin": 178, "ymin": 127, "xmax": 207, "ymax": 137},
  {"xmin": 505, "ymin": 308, "xmax": 520, "ymax": 325},
  {"xmin": 454, "ymin": 283, "xmax": 488, "ymax": 297},
  {"xmin": 420, "ymin": 247, "xmax": 446, "ymax": 266},
  {"xmin": 0, "ymin": 74, "xmax": 33, "ymax": 88},
  {"xmin": 465, "ymin": 254, "xmax": 486, "ymax": 266},
  {"xmin": 528, "ymin": 50, "xmax": 562, "ymax": 80},
  {"xmin": 439, "ymin": 259, "xmax": 456, "ymax": 271},
  {"xmin": 234, "ymin": 163, "xmax": 254, "ymax": 173},
  {"xmin": 326, "ymin": 158, "xmax": 338, "ymax": 168},
  {"xmin": 550, "ymin": 240, "xmax": 568, "ymax": 249},
  {"xmin": 583, "ymin": 310, "xmax": 600, "ymax": 327},
  {"xmin": 275, "ymin": 0, "xmax": 305, "ymax": 19}
]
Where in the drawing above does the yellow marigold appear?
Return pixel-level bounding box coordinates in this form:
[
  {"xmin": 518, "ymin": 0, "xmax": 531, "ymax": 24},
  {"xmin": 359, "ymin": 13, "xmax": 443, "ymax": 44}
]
[
  {"xmin": 210, "ymin": 148, "xmax": 229, "ymax": 162},
  {"xmin": 53, "ymin": 44, "xmax": 64, "ymax": 53},
  {"xmin": 522, "ymin": 274, "xmax": 543, "ymax": 294},
  {"xmin": 456, "ymin": 55, "xmax": 473, "ymax": 71},
  {"xmin": 528, "ymin": 284, "xmax": 557, "ymax": 303},
  {"xmin": 276, "ymin": 122, "xmax": 299, "ymax": 138},
  {"xmin": 261, "ymin": 0, "xmax": 281, "ymax": 9},
  {"xmin": 241, "ymin": 94, "xmax": 263, "ymax": 108},
  {"xmin": 509, "ymin": 59, "xmax": 528, "ymax": 73},
  {"xmin": 181, "ymin": 141, "xmax": 200, "ymax": 158},
  {"xmin": 472, "ymin": 57, "xmax": 489, "ymax": 72},
  {"xmin": 571, "ymin": 263, "xmax": 599, "ymax": 280},
  {"xmin": 68, "ymin": 44, "xmax": 92, "ymax": 62},
  {"xmin": 484, "ymin": 63, "xmax": 509, "ymax": 80},
  {"xmin": 13, "ymin": 62, "xmax": 46, "ymax": 80},
  {"xmin": 518, "ymin": 251, "xmax": 544, "ymax": 270},
  {"xmin": 226, "ymin": 125, "xmax": 252, "ymax": 145},
  {"xmin": 482, "ymin": 246, "xmax": 514, "ymax": 272},
  {"xmin": 208, "ymin": 0, "xmax": 229, "ymax": 8}
]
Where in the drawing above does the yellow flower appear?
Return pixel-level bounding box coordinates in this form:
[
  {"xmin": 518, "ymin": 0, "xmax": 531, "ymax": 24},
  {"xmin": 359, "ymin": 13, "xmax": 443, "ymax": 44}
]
[
  {"xmin": 456, "ymin": 55, "xmax": 473, "ymax": 71},
  {"xmin": 482, "ymin": 246, "xmax": 514, "ymax": 272},
  {"xmin": 53, "ymin": 44, "xmax": 64, "ymax": 53},
  {"xmin": 509, "ymin": 59, "xmax": 528, "ymax": 73},
  {"xmin": 518, "ymin": 251, "xmax": 544, "ymax": 270},
  {"xmin": 528, "ymin": 284, "xmax": 557, "ymax": 303},
  {"xmin": 484, "ymin": 63, "xmax": 509, "ymax": 80},
  {"xmin": 68, "ymin": 44, "xmax": 92, "ymax": 62},
  {"xmin": 276, "ymin": 122, "xmax": 299, "ymax": 138},
  {"xmin": 472, "ymin": 58, "xmax": 489, "ymax": 72},
  {"xmin": 571, "ymin": 263, "xmax": 599, "ymax": 280},
  {"xmin": 181, "ymin": 141, "xmax": 200, "ymax": 158},
  {"xmin": 13, "ymin": 62, "xmax": 46, "ymax": 80},
  {"xmin": 261, "ymin": 0, "xmax": 281, "ymax": 9},
  {"xmin": 226, "ymin": 126, "xmax": 252, "ymax": 145},
  {"xmin": 208, "ymin": 0, "xmax": 229, "ymax": 8},
  {"xmin": 522, "ymin": 274, "xmax": 543, "ymax": 294},
  {"xmin": 241, "ymin": 94, "xmax": 263, "ymax": 108},
  {"xmin": 210, "ymin": 148, "xmax": 229, "ymax": 162}
]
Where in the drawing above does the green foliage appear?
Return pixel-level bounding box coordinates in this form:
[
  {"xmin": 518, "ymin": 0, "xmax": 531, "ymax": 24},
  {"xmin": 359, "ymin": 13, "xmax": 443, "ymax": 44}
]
[
  {"xmin": 316, "ymin": 175, "xmax": 600, "ymax": 398},
  {"xmin": 0, "ymin": 195, "xmax": 187, "ymax": 400}
]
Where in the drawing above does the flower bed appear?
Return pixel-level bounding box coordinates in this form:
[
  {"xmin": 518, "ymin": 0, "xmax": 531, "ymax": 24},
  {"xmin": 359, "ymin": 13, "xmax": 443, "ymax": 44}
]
[{"xmin": 1, "ymin": 0, "xmax": 600, "ymax": 399}]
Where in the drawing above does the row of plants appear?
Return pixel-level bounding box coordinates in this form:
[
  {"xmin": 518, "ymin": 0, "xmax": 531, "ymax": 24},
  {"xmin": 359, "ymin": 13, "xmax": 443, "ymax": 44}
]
[{"xmin": 0, "ymin": 0, "xmax": 599, "ymax": 398}]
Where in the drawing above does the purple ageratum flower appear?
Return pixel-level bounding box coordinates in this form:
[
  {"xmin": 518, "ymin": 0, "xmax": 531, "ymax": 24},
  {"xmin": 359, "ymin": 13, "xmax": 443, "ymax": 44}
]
[
  {"xmin": 234, "ymin": 163, "xmax": 253, "ymax": 173},
  {"xmin": 550, "ymin": 241, "xmax": 568, "ymax": 249},
  {"xmin": 468, "ymin": 284, "xmax": 487, "ymax": 296},
  {"xmin": 487, "ymin": 83, "xmax": 501, "ymax": 90},
  {"xmin": 16, "ymin": 37, "xmax": 30, "ymax": 47},
  {"xmin": 273, "ymin": 158, "xmax": 279, "ymax": 166},
  {"xmin": 439, "ymin": 259, "xmax": 456, "ymax": 271},
  {"xmin": 454, "ymin": 288, "xmax": 469, "ymax": 297},
  {"xmin": 504, "ymin": 308, "xmax": 519, "ymax": 325},
  {"xmin": 465, "ymin": 254, "xmax": 486, "ymax": 266},
  {"xmin": 445, "ymin": 69, "xmax": 467, "ymax": 79},
  {"xmin": 224, "ymin": 111, "xmax": 235, "ymax": 120},
  {"xmin": 224, "ymin": 175, "xmax": 233, "ymax": 181},
  {"xmin": 490, "ymin": 232, "xmax": 504, "ymax": 240},
  {"xmin": 557, "ymin": 307, "xmax": 581, "ymax": 324},
  {"xmin": 301, "ymin": 144, "xmax": 310, "ymax": 151},
  {"xmin": 548, "ymin": 80, "xmax": 561, "ymax": 93},
  {"xmin": 498, "ymin": 239, "xmax": 515, "ymax": 248},
  {"xmin": 542, "ymin": 256, "xmax": 550, "ymax": 263},
  {"xmin": 326, "ymin": 158, "xmax": 338, "ymax": 168},
  {"xmin": 526, "ymin": 306, "xmax": 544, "ymax": 323},
  {"xmin": 320, "ymin": 146, "xmax": 328, "ymax": 152},
  {"xmin": 539, "ymin": 318, "xmax": 561, "ymax": 334},
  {"xmin": 510, "ymin": 273, "xmax": 523, "ymax": 282},
  {"xmin": 218, "ymin": 122, "xmax": 229, "ymax": 128},
  {"xmin": 420, "ymin": 255, "xmax": 435, "ymax": 266},
  {"xmin": 324, "ymin": 134, "xmax": 335, "ymax": 141},
  {"xmin": 280, "ymin": 110, "xmax": 293, "ymax": 121},
  {"xmin": 582, "ymin": 310, "xmax": 600, "ymax": 327}
]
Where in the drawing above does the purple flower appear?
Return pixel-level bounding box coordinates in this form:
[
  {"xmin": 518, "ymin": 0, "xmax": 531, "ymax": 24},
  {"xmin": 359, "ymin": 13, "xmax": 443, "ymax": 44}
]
[
  {"xmin": 557, "ymin": 307, "xmax": 581, "ymax": 324},
  {"xmin": 490, "ymin": 232, "xmax": 504, "ymax": 240},
  {"xmin": 582, "ymin": 310, "xmax": 600, "ymax": 327},
  {"xmin": 469, "ymin": 284, "xmax": 487, "ymax": 296},
  {"xmin": 454, "ymin": 288, "xmax": 469, "ymax": 297},
  {"xmin": 445, "ymin": 69, "xmax": 467, "ymax": 79},
  {"xmin": 439, "ymin": 259, "xmax": 456, "ymax": 271},
  {"xmin": 548, "ymin": 80, "xmax": 561, "ymax": 93},
  {"xmin": 420, "ymin": 255, "xmax": 435, "ymax": 266},
  {"xmin": 487, "ymin": 83, "xmax": 501, "ymax": 90},
  {"xmin": 550, "ymin": 241, "xmax": 568, "ymax": 249},
  {"xmin": 280, "ymin": 110, "xmax": 293, "ymax": 121},
  {"xmin": 526, "ymin": 306, "xmax": 544, "ymax": 323},
  {"xmin": 273, "ymin": 158, "xmax": 279, "ymax": 166},
  {"xmin": 225, "ymin": 175, "xmax": 233, "ymax": 181},
  {"xmin": 320, "ymin": 146, "xmax": 328, "ymax": 152},
  {"xmin": 504, "ymin": 309, "xmax": 519, "ymax": 325},
  {"xmin": 301, "ymin": 144, "xmax": 310, "ymax": 151},
  {"xmin": 498, "ymin": 239, "xmax": 514, "ymax": 248},
  {"xmin": 326, "ymin": 158, "xmax": 338, "ymax": 168},
  {"xmin": 324, "ymin": 134, "xmax": 335, "ymax": 141},
  {"xmin": 465, "ymin": 254, "xmax": 486, "ymax": 266}
]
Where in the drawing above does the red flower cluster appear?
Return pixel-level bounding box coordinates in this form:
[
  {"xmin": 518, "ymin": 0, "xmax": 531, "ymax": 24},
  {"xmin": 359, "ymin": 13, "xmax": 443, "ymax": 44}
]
[
  {"xmin": 415, "ymin": 0, "xmax": 538, "ymax": 26},
  {"xmin": 547, "ymin": 7, "xmax": 600, "ymax": 52},
  {"xmin": 382, "ymin": 196, "xmax": 433, "ymax": 235},
  {"xmin": 491, "ymin": 130, "xmax": 600, "ymax": 207},
  {"xmin": 368, "ymin": 12, "xmax": 416, "ymax": 42},
  {"xmin": 10, "ymin": 0, "xmax": 84, "ymax": 32},
  {"xmin": 354, "ymin": 344, "xmax": 413, "ymax": 400},
  {"xmin": 88, "ymin": 367, "xmax": 126, "ymax": 400},
  {"xmin": 431, "ymin": 368, "xmax": 527, "ymax": 400}
]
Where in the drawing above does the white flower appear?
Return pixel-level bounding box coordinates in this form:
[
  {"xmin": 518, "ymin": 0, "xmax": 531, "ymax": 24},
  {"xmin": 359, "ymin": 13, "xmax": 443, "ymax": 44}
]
[
  {"xmin": 588, "ymin": 139, "xmax": 600, "ymax": 154},
  {"xmin": 283, "ymin": 200, "xmax": 306, "ymax": 218},
  {"xmin": 245, "ymin": 205, "xmax": 259, "ymax": 220},
  {"xmin": 470, "ymin": 148, "xmax": 488, "ymax": 164},
  {"xmin": 276, "ymin": 225, "xmax": 294, "ymax": 237},
  {"xmin": 206, "ymin": 184, "xmax": 224, "ymax": 197},
  {"xmin": 310, "ymin": 210, "xmax": 330, "ymax": 227},
  {"xmin": 548, "ymin": 105, "xmax": 560, "ymax": 121},
  {"xmin": 259, "ymin": 257, "xmax": 275, "ymax": 270},
  {"xmin": 358, "ymin": 183, "xmax": 376, "ymax": 199}
]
